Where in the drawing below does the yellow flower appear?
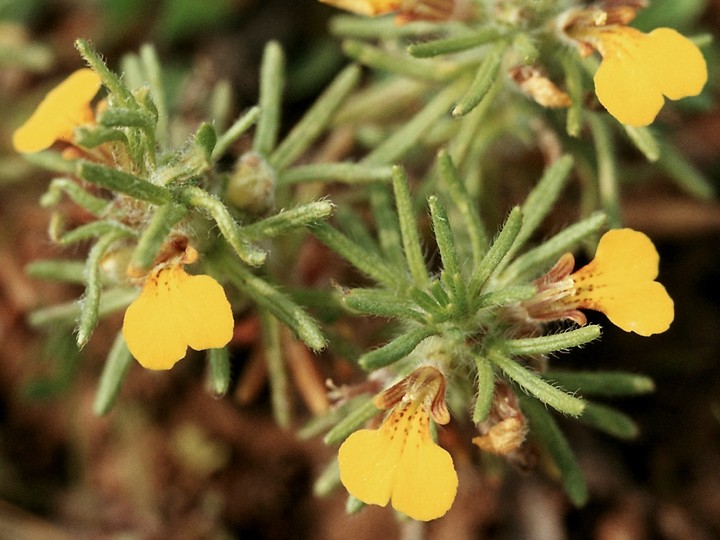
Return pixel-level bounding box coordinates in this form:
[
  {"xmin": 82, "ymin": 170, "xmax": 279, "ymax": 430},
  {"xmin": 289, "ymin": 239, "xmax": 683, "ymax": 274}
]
[
  {"xmin": 521, "ymin": 229, "xmax": 674, "ymax": 336},
  {"xmin": 122, "ymin": 254, "xmax": 234, "ymax": 370},
  {"xmin": 338, "ymin": 366, "xmax": 458, "ymax": 521},
  {"xmin": 318, "ymin": 0, "xmax": 454, "ymax": 22},
  {"xmin": 592, "ymin": 27, "xmax": 707, "ymax": 126},
  {"xmin": 318, "ymin": 0, "xmax": 399, "ymax": 15},
  {"xmin": 562, "ymin": 6, "xmax": 707, "ymax": 126},
  {"xmin": 13, "ymin": 68, "xmax": 102, "ymax": 153}
]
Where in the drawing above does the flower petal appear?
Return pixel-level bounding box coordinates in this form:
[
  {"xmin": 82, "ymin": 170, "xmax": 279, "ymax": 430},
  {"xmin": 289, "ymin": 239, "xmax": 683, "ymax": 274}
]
[
  {"xmin": 576, "ymin": 228, "xmax": 660, "ymax": 285},
  {"xmin": 13, "ymin": 68, "xmax": 102, "ymax": 153},
  {"xmin": 338, "ymin": 428, "xmax": 399, "ymax": 507},
  {"xmin": 594, "ymin": 31, "xmax": 664, "ymax": 127},
  {"xmin": 122, "ymin": 268, "xmax": 189, "ymax": 369},
  {"xmin": 391, "ymin": 409, "xmax": 457, "ymax": 521},
  {"xmin": 571, "ymin": 229, "xmax": 674, "ymax": 335},
  {"xmin": 175, "ymin": 274, "xmax": 234, "ymax": 351},
  {"xmin": 319, "ymin": 0, "xmax": 400, "ymax": 15},
  {"xmin": 644, "ymin": 28, "xmax": 707, "ymax": 101},
  {"xmin": 122, "ymin": 266, "xmax": 233, "ymax": 370},
  {"xmin": 588, "ymin": 281, "xmax": 674, "ymax": 336}
]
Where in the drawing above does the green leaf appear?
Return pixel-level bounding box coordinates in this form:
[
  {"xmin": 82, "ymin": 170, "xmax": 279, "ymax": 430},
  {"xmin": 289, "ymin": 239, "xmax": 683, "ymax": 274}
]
[
  {"xmin": 341, "ymin": 287, "xmax": 426, "ymax": 322},
  {"xmin": 207, "ymin": 347, "xmax": 231, "ymax": 398},
  {"xmin": 503, "ymin": 326, "xmax": 602, "ymax": 356},
  {"xmin": 521, "ymin": 396, "xmax": 588, "ymax": 506},
  {"xmin": 472, "ymin": 354, "xmax": 495, "ymax": 423},
  {"xmin": 254, "ymin": 41, "xmax": 285, "ymax": 156},
  {"xmin": 93, "ymin": 332, "xmax": 133, "ymax": 416},
  {"xmin": 323, "ymin": 396, "xmax": 379, "ymax": 445},
  {"xmin": 452, "ymin": 40, "xmax": 508, "ymax": 117},
  {"xmin": 544, "ymin": 370, "xmax": 655, "ymax": 397},
  {"xmin": 270, "ymin": 64, "xmax": 360, "ymax": 171},
  {"xmin": 577, "ymin": 402, "xmax": 639, "ymax": 439},
  {"xmin": 393, "ymin": 167, "xmax": 430, "ymax": 288},
  {"xmin": 468, "ymin": 206, "xmax": 522, "ymax": 298},
  {"xmin": 489, "ymin": 349, "xmax": 585, "ymax": 417},
  {"xmin": 77, "ymin": 161, "xmax": 171, "ymax": 205},
  {"xmin": 129, "ymin": 203, "xmax": 188, "ymax": 273},
  {"xmin": 408, "ymin": 27, "xmax": 500, "ymax": 58},
  {"xmin": 358, "ymin": 326, "xmax": 437, "ymax": 370}
]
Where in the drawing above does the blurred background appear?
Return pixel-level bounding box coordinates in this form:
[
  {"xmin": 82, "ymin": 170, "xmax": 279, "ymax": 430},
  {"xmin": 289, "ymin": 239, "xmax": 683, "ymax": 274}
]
[{"xmin": 1, "ymin": 1, "xmax": 720, "ymax": 538}]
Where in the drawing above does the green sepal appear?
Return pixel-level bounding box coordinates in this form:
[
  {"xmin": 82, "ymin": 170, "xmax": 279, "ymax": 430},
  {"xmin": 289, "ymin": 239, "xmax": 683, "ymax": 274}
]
[
  {"xmin": 346, "ymin": 495, "xmax": 366, "ymax": 515},
  {"xmin": 588, "ymin": 115, "xmax": 620, "ymax": 228},
  {"xmin": 358, "ymin": 325, "xmax": 437, "ymax": 370},
  {"xmin": 561, "ymin": 53, "xmax": 584, "ymax": 137},
  {"xmin": 513, "ymin": 32, "xmax": 538, "ymax": 64}
]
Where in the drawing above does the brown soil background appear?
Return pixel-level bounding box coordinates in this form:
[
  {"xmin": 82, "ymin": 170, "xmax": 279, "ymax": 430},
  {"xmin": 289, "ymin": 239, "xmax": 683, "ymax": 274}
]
[{"xmin": 1, "ymin": 1, "xmax": 720, "ymax": 538}]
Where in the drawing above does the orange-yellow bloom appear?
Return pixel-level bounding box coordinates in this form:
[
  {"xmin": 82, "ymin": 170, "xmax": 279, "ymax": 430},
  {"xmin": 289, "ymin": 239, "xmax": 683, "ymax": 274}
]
[
  {"xmin": 338, "ymin": 366, "xmax": 457, "ymax": 521},
  {"xmin": 122, "ymin": 261, "xmax": 234, "ymax": 370},
  {"xmin": 562, "ymin": 5, "xmax": 707, "ymax": 126},
  {"xmin": 522, "ymin": 229, "xmax": 674, "ymax": 336},
  {"xmin": 319, "ymin": 0, "xmax": 399, "ymax": 15},
  {"xmin": 13, "ymin": 68, "xmax": 102, "ymax": 153},
  {"xmin": 592, "ymin": 27, "xmax": 707, "ymax": 126},
  {"xmin": 319, "ymin": 0, "xmax": 454, "ymax": 22}
]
